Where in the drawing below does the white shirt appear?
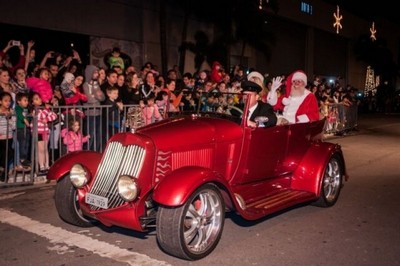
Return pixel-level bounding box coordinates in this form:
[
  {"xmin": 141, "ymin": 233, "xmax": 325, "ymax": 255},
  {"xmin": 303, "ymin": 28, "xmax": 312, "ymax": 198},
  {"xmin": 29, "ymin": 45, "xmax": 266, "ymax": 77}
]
[{"xmin": 247, "ymin": 102, "xmax": 258, "ymax": 121}]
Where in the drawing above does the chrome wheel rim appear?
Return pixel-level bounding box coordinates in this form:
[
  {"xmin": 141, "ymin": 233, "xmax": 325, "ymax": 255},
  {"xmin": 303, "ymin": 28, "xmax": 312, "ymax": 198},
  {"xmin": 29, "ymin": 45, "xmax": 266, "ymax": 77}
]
[
  {"xmin": 183, "ymin": 188, "xmax": 223, "ymax": 254},
  {"xmin": 323, "ymin": 158, "xmax": 341, "ymax": 202}
]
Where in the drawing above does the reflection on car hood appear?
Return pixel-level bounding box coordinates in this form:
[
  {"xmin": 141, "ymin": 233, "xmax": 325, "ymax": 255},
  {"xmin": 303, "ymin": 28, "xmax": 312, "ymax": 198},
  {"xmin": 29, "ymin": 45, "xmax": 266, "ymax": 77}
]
[{"xmin": 136, "ymin": 116, "xmax": 243, "ymax": 150}]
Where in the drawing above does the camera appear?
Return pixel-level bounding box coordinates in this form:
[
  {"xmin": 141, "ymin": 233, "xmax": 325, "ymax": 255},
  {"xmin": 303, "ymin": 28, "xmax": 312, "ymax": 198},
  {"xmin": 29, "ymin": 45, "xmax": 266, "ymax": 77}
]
[{"xmin": 12, "ymin": 40, "xmax": 20, "ymax": 46}]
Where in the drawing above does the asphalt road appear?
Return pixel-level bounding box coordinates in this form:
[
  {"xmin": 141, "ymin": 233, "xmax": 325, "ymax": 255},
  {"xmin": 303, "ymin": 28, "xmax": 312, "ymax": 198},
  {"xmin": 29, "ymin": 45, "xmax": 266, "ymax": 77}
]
[{"xmin": 0, "ymin": 113, "xmax": 399, "ymax": 266}]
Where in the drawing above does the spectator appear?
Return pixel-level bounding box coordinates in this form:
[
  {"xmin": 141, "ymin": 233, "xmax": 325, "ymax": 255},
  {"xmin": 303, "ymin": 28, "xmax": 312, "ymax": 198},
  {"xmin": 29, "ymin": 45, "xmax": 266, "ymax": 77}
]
[
  {"xmin": 98, "ymin": 67, "xmax": 106, "ymax": 86},
  {"xmin": 12, "ymin": 67, "xmax": 30, "ymax": 94},
  {"xmin": 108, "ymin": 47, "xmax": 125, "ymax": 71},
  {"xmin": 26, "ymin": 67, "xmax": 53, "ymax": 104},
  {"xmin": 0, "ymin": 40, "xmax": 25, "ymax": 76},
  {"xmin": 120, "ymin": 72, "xmax": 141, "ymax": 105},
  {"xmin": 100, "ymin": 69, "xmax": 118, "ymax": 102},
  {"xmin": 0, "ymin": 91, "xmax": 16, "ymax": 181},
  {"xmin": 142, "ymin": 92, "xmax": 162, "ymax": 125},
  {"xmin": 15, "ymin": 92, "xmax": 31, "ymax": 169},
  {"xmin": 82, "ymin": 65, "xmax": 104, "ymax": 151},
  {"xmin": 104, "ymin": 86, "xmax": 123, "ymax": 137},
  {"xmin": 0, "ymin": 67, "xmax": 16, "ymax": 107},
  {"xmin": 29, "ymin": 92, "xmax": 57, "ymax": 173},
  {"xmin": 210, "ymin": 61, "xmax": 223, "ymax": 83},
  {"xmin": 61, "ymin": 119, "xmax": 90, "ymax": 153}
]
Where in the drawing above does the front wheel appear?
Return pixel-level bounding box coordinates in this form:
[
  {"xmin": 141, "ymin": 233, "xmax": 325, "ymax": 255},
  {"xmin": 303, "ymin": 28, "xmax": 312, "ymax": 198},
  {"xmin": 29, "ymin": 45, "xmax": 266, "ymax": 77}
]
[
  {"xmin": 156, "ymin": 183, "xmax": 225, "ymax": 260},
  {"xmin": 54, "ymin": 175, "xmax": 94, "ymax": 227},
  {"xmin": 313, "ymin": 154, "xmax": 343, "ymax": 207}
]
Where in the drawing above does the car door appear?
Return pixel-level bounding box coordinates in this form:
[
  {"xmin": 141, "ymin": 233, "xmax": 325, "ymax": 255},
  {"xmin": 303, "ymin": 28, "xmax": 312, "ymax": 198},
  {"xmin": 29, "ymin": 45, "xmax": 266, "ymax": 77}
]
[{"xmin": 238, "ymin": 125, "xmax": 289, "ymax": 183}]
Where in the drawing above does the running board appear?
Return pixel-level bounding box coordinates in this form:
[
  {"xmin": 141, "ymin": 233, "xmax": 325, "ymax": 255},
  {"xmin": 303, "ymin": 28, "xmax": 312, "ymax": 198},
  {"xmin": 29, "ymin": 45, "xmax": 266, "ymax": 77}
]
[{"xmin": 240, "ymin": 190, "xmax": 316, "ymax": 218}]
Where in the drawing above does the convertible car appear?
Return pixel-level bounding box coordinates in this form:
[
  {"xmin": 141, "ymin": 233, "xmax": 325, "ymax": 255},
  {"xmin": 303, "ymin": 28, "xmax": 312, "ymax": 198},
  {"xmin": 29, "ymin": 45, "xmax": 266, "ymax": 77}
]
[{"xmin": 48, "ymin": 92, "xmax": 348, "ymax": 260}]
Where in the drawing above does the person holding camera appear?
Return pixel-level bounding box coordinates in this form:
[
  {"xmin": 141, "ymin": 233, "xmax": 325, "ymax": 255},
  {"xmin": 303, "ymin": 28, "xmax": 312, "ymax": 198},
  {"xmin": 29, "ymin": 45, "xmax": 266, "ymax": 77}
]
[{"xmin": 0, "ymin": 40, "xmax": 25, "ymax": 76}]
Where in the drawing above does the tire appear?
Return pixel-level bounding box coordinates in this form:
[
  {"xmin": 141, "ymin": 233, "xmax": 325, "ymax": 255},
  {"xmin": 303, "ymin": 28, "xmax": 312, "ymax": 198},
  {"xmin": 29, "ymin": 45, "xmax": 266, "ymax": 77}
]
[
  {"xmin": 54, "ymin": 176, "xmax": 94, "ymax": 227},
  {"xmin": 313, "ymin": 154, "xmax": 343, "ymax": 207},
  {"xmin": 156, "ymin": 183, "xmax": 225, "ymax": 260}
]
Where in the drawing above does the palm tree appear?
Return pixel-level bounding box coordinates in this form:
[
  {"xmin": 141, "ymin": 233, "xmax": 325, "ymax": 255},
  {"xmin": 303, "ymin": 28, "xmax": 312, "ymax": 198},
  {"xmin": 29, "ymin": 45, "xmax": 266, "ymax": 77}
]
[
  {"xmin": 354, "ymin": 34, "xmax": 399, "ymax": 82},
  {"xmin": 174, "ymin": 0, "xmax": 279, "ymax": 72}
]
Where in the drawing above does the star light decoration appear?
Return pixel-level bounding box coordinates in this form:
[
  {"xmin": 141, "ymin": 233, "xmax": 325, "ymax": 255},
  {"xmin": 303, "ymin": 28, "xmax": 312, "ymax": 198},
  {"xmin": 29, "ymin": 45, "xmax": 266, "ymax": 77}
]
[
  {"xmin": 370, "ymin": 22, "xmax": 377, "ymax": 41},
  {"xmin": 333, "ymin": 5, "xmax": 343, "ymax": 34}
]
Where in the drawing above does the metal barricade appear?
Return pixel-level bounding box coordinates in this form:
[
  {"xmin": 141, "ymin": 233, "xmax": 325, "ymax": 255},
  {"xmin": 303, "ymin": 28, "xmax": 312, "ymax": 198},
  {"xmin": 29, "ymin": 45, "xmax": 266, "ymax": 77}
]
[
  {"xmin": 1, "ymin": 112, "xmax": 35, "ymax": 188},
  {"xmin": 1, "ymin": 104, "xmax": 144, "ymax": 188},
  {"xmin": 324, "ymin": 103, "xmax": 358, "ymax": 135}
]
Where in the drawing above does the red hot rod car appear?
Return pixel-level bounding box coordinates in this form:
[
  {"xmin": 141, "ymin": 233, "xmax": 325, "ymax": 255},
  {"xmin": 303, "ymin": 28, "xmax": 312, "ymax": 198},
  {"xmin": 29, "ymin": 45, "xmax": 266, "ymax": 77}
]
[{"xmin": 48, "ymin": 92, "xmax": 348, "ymax": 260}]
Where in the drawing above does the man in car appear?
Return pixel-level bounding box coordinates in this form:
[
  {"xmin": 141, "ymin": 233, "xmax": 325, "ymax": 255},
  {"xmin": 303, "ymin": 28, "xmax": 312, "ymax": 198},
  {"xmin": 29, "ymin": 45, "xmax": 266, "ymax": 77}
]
[{"xmin": 241, "ymin": 80, "xmax": 277, "ymax": 128}]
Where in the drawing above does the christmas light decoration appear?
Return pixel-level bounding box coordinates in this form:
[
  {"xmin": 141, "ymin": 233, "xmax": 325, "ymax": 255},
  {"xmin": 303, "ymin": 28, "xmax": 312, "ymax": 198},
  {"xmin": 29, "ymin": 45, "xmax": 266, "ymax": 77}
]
[
  {"xmin": 364, "ymin": 66, "xmax": 377, "ymax": 96},
  {"xmin": 333, "ymin": 5, "xmax": 343, "ymax": 34},
  {"xmin": 370, "ymin": 22, "xmax": 377, "ymax": 41}
]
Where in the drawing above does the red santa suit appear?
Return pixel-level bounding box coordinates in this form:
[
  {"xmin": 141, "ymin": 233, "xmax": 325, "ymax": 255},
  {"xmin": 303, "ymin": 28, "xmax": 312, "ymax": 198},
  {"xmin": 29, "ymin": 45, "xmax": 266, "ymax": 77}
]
[{"xmin": 281, "ymin": 70, "xmax": 320, "ymax": 124}]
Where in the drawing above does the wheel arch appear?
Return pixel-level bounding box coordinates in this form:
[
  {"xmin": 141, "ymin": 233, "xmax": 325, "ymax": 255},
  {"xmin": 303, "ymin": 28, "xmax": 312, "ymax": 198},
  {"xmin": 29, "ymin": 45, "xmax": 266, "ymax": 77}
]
[
  {"xmin": 47, "ymin": 150, "xmax": 103, "ymax": 181},
  {"xmin": 291, "ymin": 142, "xmax": 347, "ymax": 195},
  {"xmin": 152, "ymin": 166, "xmax": 233, "ymax": 208}
]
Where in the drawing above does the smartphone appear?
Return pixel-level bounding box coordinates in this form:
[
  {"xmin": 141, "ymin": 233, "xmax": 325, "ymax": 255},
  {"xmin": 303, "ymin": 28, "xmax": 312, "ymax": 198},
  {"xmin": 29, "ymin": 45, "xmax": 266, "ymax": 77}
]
[{"xmin": 12, "ymin": 40, "xmax": 20, "ymax": 46}]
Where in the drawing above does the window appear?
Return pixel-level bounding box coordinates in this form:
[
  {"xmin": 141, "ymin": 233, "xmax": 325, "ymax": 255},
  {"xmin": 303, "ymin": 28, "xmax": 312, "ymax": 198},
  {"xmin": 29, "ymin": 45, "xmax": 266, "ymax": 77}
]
[{"xmin": 300, "ymin": 2, "xmax": 313, "ymax": 15}]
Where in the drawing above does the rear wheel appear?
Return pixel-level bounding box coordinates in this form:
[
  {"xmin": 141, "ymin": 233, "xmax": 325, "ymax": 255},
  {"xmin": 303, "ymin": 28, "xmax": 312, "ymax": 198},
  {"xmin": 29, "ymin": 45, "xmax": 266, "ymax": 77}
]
[
  {"xmin": 313, "ymin": 155, "xmax": 343, "ymax": 207},
  {"xmin": 156, "ymin": 183, "xmax": 225, "ymax": 260},
  {"xmin": 54, "ymin": 176, "xmax": 94, "ymax": 227}
]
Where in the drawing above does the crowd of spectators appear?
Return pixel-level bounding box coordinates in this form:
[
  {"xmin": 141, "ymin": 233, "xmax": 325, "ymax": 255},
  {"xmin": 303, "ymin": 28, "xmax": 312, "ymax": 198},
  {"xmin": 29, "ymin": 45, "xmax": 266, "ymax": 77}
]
[{"xmin": 0, "ymin": 39, "xmax": 368, "ymax": 181}]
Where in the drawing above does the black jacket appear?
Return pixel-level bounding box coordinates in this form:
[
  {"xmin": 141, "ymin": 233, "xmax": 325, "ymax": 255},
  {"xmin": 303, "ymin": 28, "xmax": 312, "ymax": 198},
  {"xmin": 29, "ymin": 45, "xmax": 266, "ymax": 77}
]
[{"xmin": 249, "ymin": 101, "xmax": 277, "ymax": 127}]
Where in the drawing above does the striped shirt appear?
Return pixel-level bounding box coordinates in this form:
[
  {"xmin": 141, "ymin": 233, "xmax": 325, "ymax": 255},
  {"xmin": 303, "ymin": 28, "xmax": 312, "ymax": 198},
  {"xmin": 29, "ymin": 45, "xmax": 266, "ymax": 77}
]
[{"xmin": 30, "ymin": 108, "xmax": 57, "ymax": 135}]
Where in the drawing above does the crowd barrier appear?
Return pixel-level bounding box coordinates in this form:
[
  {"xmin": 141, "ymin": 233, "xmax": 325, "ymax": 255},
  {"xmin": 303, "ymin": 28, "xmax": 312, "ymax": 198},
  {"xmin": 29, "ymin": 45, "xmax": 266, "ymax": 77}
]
[
  {"xmin": 1, "ymin": 102, "xmax": 358, "ymax": 187},
  {"xmin": 323, "ymin": 103, "xmax": 358, "ymax": 135},
  {"xmin": 0, "ymin": 104, "xmax": 141, "ymax": 187}
]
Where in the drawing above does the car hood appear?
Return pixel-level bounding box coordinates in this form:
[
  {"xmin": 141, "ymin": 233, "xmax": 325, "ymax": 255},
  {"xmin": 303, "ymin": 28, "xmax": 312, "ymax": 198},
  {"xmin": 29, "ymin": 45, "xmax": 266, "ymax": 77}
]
[{"xmin": 135, "ymin": 116, "xmax": 243, "ymax": 150}]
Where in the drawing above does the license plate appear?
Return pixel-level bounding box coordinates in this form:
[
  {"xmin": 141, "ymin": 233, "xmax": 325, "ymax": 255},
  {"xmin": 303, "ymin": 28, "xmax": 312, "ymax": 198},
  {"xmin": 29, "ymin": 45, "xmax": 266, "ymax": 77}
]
[{"xmin": 85, "ymin": 193, "xmax": 108, "ymax": 209}]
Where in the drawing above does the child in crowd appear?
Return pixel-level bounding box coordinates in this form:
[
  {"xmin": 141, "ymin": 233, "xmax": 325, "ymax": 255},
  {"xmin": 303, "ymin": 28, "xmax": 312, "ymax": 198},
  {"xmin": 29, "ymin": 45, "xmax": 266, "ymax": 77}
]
[
  {"xmin": 26, "ymin": 67, "xmax": 53, "ymax": 104},
  {"xmin": 142, "ymin": 92, "xmax": 162, "ymax": 125},
  {"xmin": 30, "ymin": 92, "xmax": 57, "ymax": 173},
  {"xmin": 60, "ymin": 72, "xmax": 87, "ymax": 105},
  {"xmin": 108, "ymin": 47, "xmax": 125, "ymax": 71},
  {"xmin": 15, "ymin": 93, "xmax": 31, "ymax": 168},
  {"xmin": 0, "ymin": 92, "xmax": 16, "ymax": 181},
  {"xmin": 61, "ymin": 119, "xmax": 90, "ymax": 153},
  {"xmin": 104, "ymin": 86, "xmax": 123, "ymax": 136}
]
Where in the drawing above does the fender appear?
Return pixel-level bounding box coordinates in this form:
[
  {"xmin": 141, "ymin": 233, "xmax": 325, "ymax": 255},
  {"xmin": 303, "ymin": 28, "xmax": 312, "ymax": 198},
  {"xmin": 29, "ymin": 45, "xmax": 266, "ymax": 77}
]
[
  {"xmin": 291, "ymin": 142, "xmax": 347, "ymax": 194},
  {"xmin": 152, "ymin": 166, "xmax": 230, "ymax": 207},
  {"xmin": 47, "ymin": 151, "xmax": 103, "ymax": 181}
]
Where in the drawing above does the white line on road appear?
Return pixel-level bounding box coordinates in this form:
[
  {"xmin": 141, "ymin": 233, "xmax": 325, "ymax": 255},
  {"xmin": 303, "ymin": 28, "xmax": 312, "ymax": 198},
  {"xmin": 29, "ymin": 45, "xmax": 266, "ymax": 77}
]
[
  {"xmin": 0, "ymin": 192, "xmax": 26, "ymax": 201},
  {"xmin": 0, "ymin": 208, "xmax": 170, "ymax": 266}
]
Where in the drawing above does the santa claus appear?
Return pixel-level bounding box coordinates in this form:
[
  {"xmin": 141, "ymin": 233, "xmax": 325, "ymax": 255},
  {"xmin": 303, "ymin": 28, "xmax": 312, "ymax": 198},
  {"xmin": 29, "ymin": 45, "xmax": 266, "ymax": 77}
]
[{"xmin": 280, "ymin": 70, "xmax": 319, "ymax": 124}]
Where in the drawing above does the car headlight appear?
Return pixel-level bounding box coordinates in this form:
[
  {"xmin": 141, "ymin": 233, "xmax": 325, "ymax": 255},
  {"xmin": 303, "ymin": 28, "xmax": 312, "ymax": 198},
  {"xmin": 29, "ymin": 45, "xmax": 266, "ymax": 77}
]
[
  {"xmin": 118, "ymin": 175, "xmax": 139, "ymax": 202},
  {"xmin": 70, "ymin": 164, "xmax": 88, "ymax": 188}
]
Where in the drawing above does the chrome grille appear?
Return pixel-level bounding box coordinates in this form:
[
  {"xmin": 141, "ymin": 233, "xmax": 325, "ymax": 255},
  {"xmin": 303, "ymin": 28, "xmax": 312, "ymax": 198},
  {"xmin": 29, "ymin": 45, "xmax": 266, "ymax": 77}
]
[{"xmin": 88, "ymin": 142, "xmax": 145, "ymax": 210}]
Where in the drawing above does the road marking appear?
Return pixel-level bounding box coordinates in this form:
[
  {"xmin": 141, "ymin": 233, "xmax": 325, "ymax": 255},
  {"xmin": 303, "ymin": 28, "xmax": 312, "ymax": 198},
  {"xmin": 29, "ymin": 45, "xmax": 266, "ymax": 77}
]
[
  {"xmin": 0, "ymin": 192, "xmax": 26, "ymax": 201},
  {"xmin": 0, "ymin": 208, "xmax": 170, "ymax": 266}
]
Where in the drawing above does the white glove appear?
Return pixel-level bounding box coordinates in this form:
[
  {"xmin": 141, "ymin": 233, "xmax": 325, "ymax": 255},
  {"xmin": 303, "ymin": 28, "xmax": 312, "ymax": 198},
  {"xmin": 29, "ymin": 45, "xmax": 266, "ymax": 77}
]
[
  {"xmin": 282, "ymin": 97, "xmax": 291, "ymax": 105},
  {"xmin": 271, "ymin": 76, "xmax": 283, "ymax": 92}
]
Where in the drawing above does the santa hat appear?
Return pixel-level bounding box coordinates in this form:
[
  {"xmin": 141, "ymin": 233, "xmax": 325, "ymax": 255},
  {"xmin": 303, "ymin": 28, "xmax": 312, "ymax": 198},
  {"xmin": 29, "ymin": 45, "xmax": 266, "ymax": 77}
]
[
  {"xmin": 247, "ymin": 71, "xmax": 264, "ymax": 85},
  {"xmin": 284, "ymin": 70, "xmax": 307, "ymax": 98}
]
